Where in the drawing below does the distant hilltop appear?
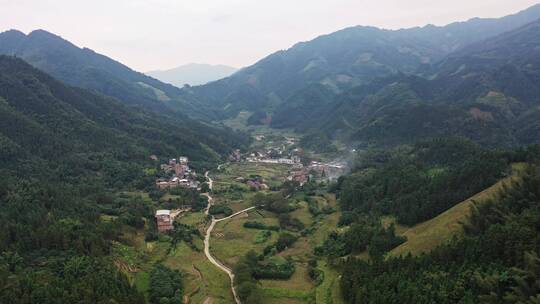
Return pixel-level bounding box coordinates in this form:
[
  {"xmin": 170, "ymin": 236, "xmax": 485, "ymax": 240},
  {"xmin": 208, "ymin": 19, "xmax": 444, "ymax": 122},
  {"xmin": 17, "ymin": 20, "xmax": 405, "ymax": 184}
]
[{"xmin": 146, "ymin": 63, "xmax": 238, "ymax": 87}]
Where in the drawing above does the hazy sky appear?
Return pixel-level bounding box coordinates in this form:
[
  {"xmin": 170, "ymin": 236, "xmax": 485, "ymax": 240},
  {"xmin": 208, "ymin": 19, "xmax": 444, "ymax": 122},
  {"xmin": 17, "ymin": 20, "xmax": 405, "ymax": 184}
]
[{"xmin": 1, "ymin": 0, "xmax": 538, "ymax": 71}]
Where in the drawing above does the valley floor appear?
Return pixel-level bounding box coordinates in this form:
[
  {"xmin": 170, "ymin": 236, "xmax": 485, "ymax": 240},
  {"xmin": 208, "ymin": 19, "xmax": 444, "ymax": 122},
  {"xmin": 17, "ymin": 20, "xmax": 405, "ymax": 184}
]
[
  {"xmin": 113, "ymin": 159, "xmax": 345, "ymax": 304},
  {"xmin": 111, "ymin": 130, "xmax": 526, "ymax": 304}
]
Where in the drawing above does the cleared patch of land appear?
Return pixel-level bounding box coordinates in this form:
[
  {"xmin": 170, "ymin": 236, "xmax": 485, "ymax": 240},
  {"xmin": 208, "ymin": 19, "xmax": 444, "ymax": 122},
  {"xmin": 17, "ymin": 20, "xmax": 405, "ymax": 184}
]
[
  {"xmin": 260, "ymin": 263, "xmax": 314, "ymax": 291},
  {"xmin": 211, "ymin": 211, "xmax": 279, "ymax": 267},
  {"xmin": 208, "ymin": 162, "xmax": 345, "ymax": 303},
  {"xmin": 214, "ymin": 162, "xmax": 291, "ymax": 191}
]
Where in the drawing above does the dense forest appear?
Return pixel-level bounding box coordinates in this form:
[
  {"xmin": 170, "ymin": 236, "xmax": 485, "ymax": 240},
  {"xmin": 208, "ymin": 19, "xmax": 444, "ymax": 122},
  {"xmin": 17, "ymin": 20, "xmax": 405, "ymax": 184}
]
[
  {"xmin": 0, "ymin": 56, "xmax": 250, "ymax": 178},
  {"xmin": 312, "ymin": 143, "xmax": 540, "ymax": 303},
  {"xmin": 191, "ymin": 4, "xmax": 540, "ymax": 119},
  {"xmin": 188, "ymin": 5, "xmax": 540, "ymax": 150},
  {"xmin": 0, "ymin": 177, "xmax": 146, "ymax": 303},
  {"xmin": 336, "ymin": 138, "xmax": 509, "ymax": 225}
]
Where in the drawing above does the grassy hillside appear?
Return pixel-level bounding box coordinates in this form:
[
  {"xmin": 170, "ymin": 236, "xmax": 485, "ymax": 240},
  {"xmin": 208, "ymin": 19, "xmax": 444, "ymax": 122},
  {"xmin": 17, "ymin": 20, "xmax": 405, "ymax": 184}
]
[
  {"xmin": 390, "ymin": 163, "xmax": 527, "ymax": 257},
  {"xmin": 339, "ymin": 161, "xmax": 540, "ymax": 303}
]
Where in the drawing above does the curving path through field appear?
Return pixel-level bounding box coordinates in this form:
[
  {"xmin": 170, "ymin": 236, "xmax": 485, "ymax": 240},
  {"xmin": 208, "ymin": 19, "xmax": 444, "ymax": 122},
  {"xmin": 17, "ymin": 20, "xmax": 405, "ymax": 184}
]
[{"xmin": 202, "ymin": 169, "xmax": 255, "ymax": 304}]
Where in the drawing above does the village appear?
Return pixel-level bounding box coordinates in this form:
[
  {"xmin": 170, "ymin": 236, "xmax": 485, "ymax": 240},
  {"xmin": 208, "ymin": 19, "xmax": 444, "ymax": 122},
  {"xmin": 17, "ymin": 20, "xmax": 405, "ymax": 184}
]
[
  {"xmin": 154, "ymin": 156, "xmax": 199, "ymax": 190},
  {"xmin": 142, "ymin": 132, "xmax": 351, "ymax": 302},
  {"xmin": 152, "ymin": 135, "xmax": 347, "ymax": 233},
  {"xmin": 153, "ymin": 156, "xmax": 199, "ymax": 232},
  {"xmin": 231, "ymin": 133, "xmax": 347, "ymax": 186}
]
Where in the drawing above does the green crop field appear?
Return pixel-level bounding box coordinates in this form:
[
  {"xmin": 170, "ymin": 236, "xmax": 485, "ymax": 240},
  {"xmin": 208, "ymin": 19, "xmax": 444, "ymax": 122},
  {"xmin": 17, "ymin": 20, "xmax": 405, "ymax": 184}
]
[
  {"xmin": 207, "ymin": 165, "xmax": 346, "ymax": 303},
  {"xmin": 211, "ymin": 210, "xmax": 278, "ymax": 267},
  {"xmin": 214, "ymin": 162, "xmax": 291, "ymax": 191}
]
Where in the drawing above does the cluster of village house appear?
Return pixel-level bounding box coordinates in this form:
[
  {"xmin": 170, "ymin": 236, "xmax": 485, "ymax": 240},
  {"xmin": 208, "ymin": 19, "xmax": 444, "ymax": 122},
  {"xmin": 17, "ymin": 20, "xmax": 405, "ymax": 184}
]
[
  {"xmin": 153, "ymin": 135, "xmax": 347, "ymax": 232},
  {"xmin": 155, "ymin": 157, "xmax": 199, "ymax": 190},
  {"xmin": 153, "ymin": 157, "xmax": 199, "ymax": 232},
  {"xmin": 288, "ymin": 161, "xmax": 347, "ymax": 185},
  {"xmin": 244, "ymin": 148, "xmax": 302, "ymax": 165},
  {"xmin": 231, "ymin": 145, "xmax": 347, "ymax": 186},
  {"xmin": 235, "ymin": 175, "xmax": 270, "ymax": 191}
]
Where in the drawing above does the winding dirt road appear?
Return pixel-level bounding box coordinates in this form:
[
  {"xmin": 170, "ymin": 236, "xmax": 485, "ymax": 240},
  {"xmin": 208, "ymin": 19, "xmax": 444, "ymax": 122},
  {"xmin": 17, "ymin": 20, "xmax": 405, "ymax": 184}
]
[{"xmin": 202, "ymin": 169, "xmax": 255, "ymax": 304}]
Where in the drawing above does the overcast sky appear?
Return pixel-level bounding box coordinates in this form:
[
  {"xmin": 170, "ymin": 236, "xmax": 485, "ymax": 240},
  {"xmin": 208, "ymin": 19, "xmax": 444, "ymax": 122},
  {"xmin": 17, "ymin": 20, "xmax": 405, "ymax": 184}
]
[{"xmin": 0, "ymin": 0, "xmax": 538, "ymax": 71}]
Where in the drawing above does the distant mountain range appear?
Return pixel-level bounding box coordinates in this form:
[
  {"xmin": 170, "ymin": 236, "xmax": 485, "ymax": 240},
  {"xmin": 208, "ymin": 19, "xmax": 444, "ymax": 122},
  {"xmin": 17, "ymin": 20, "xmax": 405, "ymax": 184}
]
[
  {"xmin": 147, "ymin": 63, "xmax": 238, "ymax": 87},
  {"xmin": 1, "ymin": 4, "xmax": 540, "ymax": 150},
  {"xmin": 187, "ymin": 3, "xmax": 540, "ymax": 148}
]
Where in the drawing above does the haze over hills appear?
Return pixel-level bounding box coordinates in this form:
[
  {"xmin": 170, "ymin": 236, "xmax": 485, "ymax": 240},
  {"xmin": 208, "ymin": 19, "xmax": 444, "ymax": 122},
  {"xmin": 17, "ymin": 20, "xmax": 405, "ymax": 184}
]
[
  {"xmin": 147, "ymin": 63, "xmax": 238, "ymax": 87},
  {"xmin": 189, "ymin": 4, "xmax": 540, "ymax": 137},
  {"xmin": 285, "ymin": 18, "xmax": 540, "ymax": 149},
  {"xmin": 0, "ymin": 29, "xmax": 217, "ymax": 119}
]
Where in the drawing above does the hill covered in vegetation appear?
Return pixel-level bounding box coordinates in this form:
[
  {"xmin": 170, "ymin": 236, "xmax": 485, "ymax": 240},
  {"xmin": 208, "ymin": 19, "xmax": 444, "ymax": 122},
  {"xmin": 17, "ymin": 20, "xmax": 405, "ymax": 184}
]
[
  {"xmin": 310, "ymin": 139, "xmax": 540, "ymax": 303},
  {"xmin": 340, "ymin": 159, "xmax": 540, "ymax": 303},
  {"xmin": 189, "ymin": 4, "xmax": 540, "ymax": 123},
  {"xmin": 0, "ymin": 55, "xmax": 249, "ymax": 179},
  {"xmin": 184, "ymin": 5, "xmax": 540, "ymax": 151},
  {"xmin": 0, "ymin": 29, "xmax": 214, "ymax": 119},
  {"xmin": 291, "ymin": 18, "xmax": 540, "ymax": 148},
  {"xmin": 0, "ymin": 54, "xmax": 250, "ymax": 303}
]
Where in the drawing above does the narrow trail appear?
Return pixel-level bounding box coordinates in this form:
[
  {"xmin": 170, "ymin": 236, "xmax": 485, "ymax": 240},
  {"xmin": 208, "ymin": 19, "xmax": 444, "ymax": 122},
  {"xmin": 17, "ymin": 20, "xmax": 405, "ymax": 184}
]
[
  {"xmin": 202, "ymin": 168, "xmax": 254, "ymax": 304},
  {"xmin": 202, "ymin": 171, "xmax": 213, "ymax": 216}
]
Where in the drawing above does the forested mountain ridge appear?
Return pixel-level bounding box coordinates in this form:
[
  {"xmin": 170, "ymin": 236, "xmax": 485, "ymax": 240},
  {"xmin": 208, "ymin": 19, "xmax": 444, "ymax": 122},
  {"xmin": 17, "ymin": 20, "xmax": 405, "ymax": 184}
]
[
  {"xmin": 0, "ymin": 29, "xmax": 214, "ymax": 119},
  {"xmin": 190, "ymin": 4, "xmax": 540, "ymax": 119},
  {"xmin": 0, "ymin": 55, "xmax": 249, "ymax": 181},
  {"xmin": 429, "ymin": 18, "xmax": 540, "ymax": 104},
  {"xmin": 283, "ymin": 17, "xmax": 540, "ymax": 149}
]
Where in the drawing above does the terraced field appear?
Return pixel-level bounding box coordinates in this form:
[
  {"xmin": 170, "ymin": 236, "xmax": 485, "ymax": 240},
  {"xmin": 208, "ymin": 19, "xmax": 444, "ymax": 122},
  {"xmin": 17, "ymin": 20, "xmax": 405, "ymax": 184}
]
[
  {"xmin": 115, "ymin": 149, "xmax": 345, "ymax": 303},
  {"xmin": 206, "ymin": 162, "xmax": 345, "ymax": 303}
]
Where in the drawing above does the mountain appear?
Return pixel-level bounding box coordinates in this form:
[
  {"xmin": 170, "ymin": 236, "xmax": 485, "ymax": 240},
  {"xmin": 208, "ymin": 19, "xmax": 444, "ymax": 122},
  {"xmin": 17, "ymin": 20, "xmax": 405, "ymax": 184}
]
[
  {"xmin": 189, "ymin": 4, "xmax": 540, "ymax": 120},
  {"xmin": 0, "ymin": 29, "xmax": 213, "ymax": 118},
  {"xmin": 0, "ymin": 55, "xmax": 249, "ymax": 177},
  {"xmin": 306, "ymin": 18, "xmax": 540, "ymax": 148},
  {"xmin": 147, "ymin": 63, "xmax": 238, "ymax": 87},
  {"xmin": 429, "ymin": 18, "xmax": 540, "ymax": 104}
]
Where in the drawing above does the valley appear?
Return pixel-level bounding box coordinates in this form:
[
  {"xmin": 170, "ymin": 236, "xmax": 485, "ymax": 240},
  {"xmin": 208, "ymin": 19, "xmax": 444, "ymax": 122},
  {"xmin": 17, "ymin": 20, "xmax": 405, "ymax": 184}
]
[
  {"xmin": 2, "ymin": 3, "xmax": 540, "ymax": 304},
  {"xmin": 110, "ymin": 131, "xmax": 347, "ymax": 304},
  {"xmin": 109, "ymin": 131, "xmax": 537, "ymax": 304}
]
